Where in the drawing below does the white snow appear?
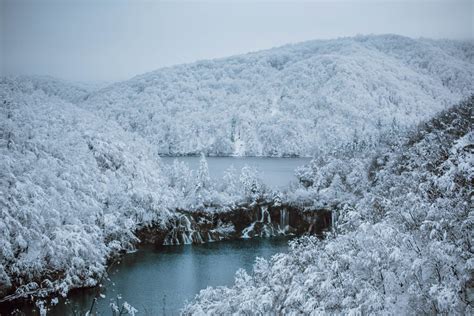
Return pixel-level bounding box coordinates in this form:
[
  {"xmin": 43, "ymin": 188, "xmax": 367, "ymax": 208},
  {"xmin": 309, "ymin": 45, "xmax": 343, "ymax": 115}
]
[{"xmin": 0, "ymin": 34, "xmax": 472, "ymax": 312}]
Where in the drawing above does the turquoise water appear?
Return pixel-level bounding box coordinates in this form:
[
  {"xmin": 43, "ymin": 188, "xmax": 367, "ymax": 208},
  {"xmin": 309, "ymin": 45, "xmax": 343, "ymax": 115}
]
[
  {"xmin": 3, "ymin": 237, "xmax": 294, "ymax": 315},
  {"xmin": 1, "ymin": 157, "xmax": 308, "ymax": 315}
]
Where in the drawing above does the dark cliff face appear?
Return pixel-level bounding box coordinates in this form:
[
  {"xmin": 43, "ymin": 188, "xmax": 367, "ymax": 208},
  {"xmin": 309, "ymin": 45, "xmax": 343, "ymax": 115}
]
[{"xmin": 137, "ymin": 203, "xmax": 333, "ymax": 246}]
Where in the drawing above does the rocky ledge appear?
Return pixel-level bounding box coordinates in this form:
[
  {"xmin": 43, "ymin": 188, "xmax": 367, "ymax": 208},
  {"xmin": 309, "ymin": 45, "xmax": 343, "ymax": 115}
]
[{"xmin": 137, "ymin": 202, "xmax": 333, "ymax": 246}]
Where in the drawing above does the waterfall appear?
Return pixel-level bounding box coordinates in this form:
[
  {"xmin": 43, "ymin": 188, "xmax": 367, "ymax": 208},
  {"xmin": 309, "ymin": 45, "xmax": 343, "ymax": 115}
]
[
  {"xmin": 241, "ymin": 222, "xmax": 256, "ymax": 239},
  {"xmin": 241, "ymin": 205, "xmax": 278, "ymax": 238},
  {"xmin": 163, "ymin": 214, "xmax": 205, "ymax": 245},
  {"xmin": 181, "ymin": 215, "xmax": 192, "ymax": 231},
  {"xmin": 181, "ymin": 232, "xmax": 192, "ymax": 244},
  {"xmin": 262, "ymin": 224, "xmax": 274, "ymax": 237},
  {"xmin": 207, "ymin": 232, "xmax": 214, "ymax": 242},
  {"xmin": 258, "ymin": 206, "xmax": 271, "ymax": 223},
  {"xmin": 162, "ymin": 203, "xmax": 324, "ymax": 245},
  {"xmin": 193, "ymin": 231, "xmax": 204, "ymax": 244},
  {"xmin": 164, "ymin": 230, "xmax": 179, "ymax": 246},
  {"xmin": 279, "ymin": 208, "xmax": 290, "ymax": 232}
]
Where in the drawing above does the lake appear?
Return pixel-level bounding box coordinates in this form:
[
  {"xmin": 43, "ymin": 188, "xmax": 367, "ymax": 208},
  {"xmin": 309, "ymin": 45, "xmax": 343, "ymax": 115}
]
[
  {"xmin": 2, "ymin": 237, "xmax": 294, "ymax": 315},
  {"xmin": 160, "ymin": 156, "xmax": 312, "ymax": 188},
  {"xmin": 1, "ymin": 157, "xmax": 309, "ymax": 315}
]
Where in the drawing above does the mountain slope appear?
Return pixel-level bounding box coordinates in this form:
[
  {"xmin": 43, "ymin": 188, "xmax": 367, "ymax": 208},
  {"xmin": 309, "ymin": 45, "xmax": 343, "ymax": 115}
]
[
  {"xmin": 183, "ymin": 97, "xmax": 473, "ymax": 315},
  {"xmin": 1, "ymin": 34, "xmax": 472, "ymax": 306},
  {"xmin": 81, "ymin": 34, "xmax": 474, "ymax": 156},
  {"xmin": 0, "ymin": 77, "xmax": 175, "ymax": 298}
]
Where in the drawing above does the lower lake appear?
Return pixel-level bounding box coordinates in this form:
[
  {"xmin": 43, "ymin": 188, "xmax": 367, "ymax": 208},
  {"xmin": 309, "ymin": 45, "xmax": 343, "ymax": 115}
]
[
  {"xmin": 1, "ymin": 157, "xmax": 309, "ymax": 315},
  {"xmin": 2, "ymin": 237, "xmax": 294, "ymax": 315}
]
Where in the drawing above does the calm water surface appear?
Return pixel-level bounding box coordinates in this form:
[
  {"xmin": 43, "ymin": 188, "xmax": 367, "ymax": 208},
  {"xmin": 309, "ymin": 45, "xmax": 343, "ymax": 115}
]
[
  {"xmin": 160, "ymin": 156, "xmax": 312, "ymax": 188},
  {"xmin": 4, "ymin": 237, "xmax": 293, "ymax": 315},
  {"xmin": 2, "ymin": 158, "xmax": 306, "ymax": 315}
]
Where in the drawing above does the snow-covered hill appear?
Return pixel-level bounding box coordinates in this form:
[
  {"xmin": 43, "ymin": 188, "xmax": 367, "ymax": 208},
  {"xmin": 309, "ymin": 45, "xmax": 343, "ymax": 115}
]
[
  {"xmin": 81, "ymin": 34, "xmax": 474, "ymax": 156},
  {"xmin": 0, "ymin": 34, "xmax": 472, "ymax": 306},
  {"xmin": 3, "ymin": 75, "xmax": 99, "ymax": 104},
  {"xmin": 183, "ymin": 97, "xmax": 474, "ymax": 315},
  {"xmin": 0, "ymin": 77, "xmax": 176, "ymax": 297},
  {"xmin": 0, "ymin": 76, "xmax": 271, "ymax": 300}
]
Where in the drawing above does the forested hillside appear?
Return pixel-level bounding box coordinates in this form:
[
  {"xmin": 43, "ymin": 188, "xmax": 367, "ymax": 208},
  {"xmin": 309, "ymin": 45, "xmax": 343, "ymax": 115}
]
[
  {"xmin": 0, "ymin": 77, "xmax": 176, "ymax": 298},
  {"xmin": 81, "ymin": 35, "xmax": 473, "ymax": 156},
  {"xmin": 0, "ymin": 35, "xmax": 472, "ymax": 310},
  {"xmin": 0, "ymin": 77, "xmax": 268, "ymax": 301},
  {"xmin": 3, "ymin": 76, "xmax": 96, "ymax": 104},
  {"xmin": 184, "ymin": 98, "xmax": 473, "ymax": 314}
]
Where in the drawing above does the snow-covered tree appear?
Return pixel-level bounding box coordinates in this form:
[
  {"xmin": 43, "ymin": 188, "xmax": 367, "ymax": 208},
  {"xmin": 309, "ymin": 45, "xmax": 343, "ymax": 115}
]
[
  {"xmin": 183, "ymin": 97, "xmax": 474, "ymax": 315},
  {"xmin": 196, "ymin": 153, "xmax": 211, "ymax": 191},
  {"xmin": 79, "ymin": 35, "xmax": 473, "ymax": 157}
]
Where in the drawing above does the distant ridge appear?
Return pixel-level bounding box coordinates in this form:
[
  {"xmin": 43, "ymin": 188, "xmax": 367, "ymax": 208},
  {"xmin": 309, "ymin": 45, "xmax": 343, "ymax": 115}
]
[{"xmin": 79, "ymin": 34, "xmax": 473, "ymax": 156}]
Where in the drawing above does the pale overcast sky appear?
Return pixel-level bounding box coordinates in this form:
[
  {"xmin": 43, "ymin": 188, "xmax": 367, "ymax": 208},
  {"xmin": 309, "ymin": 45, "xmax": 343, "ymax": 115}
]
[{"xmin": 1, "ymin": 0, "xmax": 472, "ymax": 82}]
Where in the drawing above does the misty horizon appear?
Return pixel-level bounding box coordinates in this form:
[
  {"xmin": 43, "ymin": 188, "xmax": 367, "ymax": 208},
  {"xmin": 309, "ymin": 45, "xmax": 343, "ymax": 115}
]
[{"xmin": 1, "ymin": 0, "xmax": 472, "ymax": 82}]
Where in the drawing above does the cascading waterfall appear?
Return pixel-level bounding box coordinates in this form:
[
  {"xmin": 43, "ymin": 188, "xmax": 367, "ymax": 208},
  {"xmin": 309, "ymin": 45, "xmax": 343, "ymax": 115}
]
[
  {"xmin": 162, "ymin": 205, "xmax": 331, "ymax": 245},
  {"xmin": 261, "ymin": 206, "xmax": 274, "ymax": 236},
  {"xmin": 241, "ymin": 222, "xmax": 256, "ymax": 239},
  {"xmin": 193, "ymin": 231, "xmax": 204, "ymax": 243},
  {"xmin": 207, "ymin": 232, "xmax": 214, "ymax": 242},
  {"xmin": 181, "ymin": 232, "xmax": 192, "ymax": 244},
  {"xmin": 179, "ymin": 215, "xmax": 194, "ymax": 244},
  {"xmin": 258, "ymin": 206, "xmax": 271, "ymax": 223},
  {"xmin": 279, "ymin": 208, "xmax": 290, "ymax": 232},
  {"xmin": 163, "ymin": 214, "xmax": 206, "ymax": 245},
  {"xmin": 241, "ymin": 205, "xmax": 279, "ymax": 238}
]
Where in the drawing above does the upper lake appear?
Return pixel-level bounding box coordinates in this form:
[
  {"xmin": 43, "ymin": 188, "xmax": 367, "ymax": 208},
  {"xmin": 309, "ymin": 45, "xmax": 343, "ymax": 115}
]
[{"xmin": 160, "ymin": 156, "xmax": 312, "ymax": 188}]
